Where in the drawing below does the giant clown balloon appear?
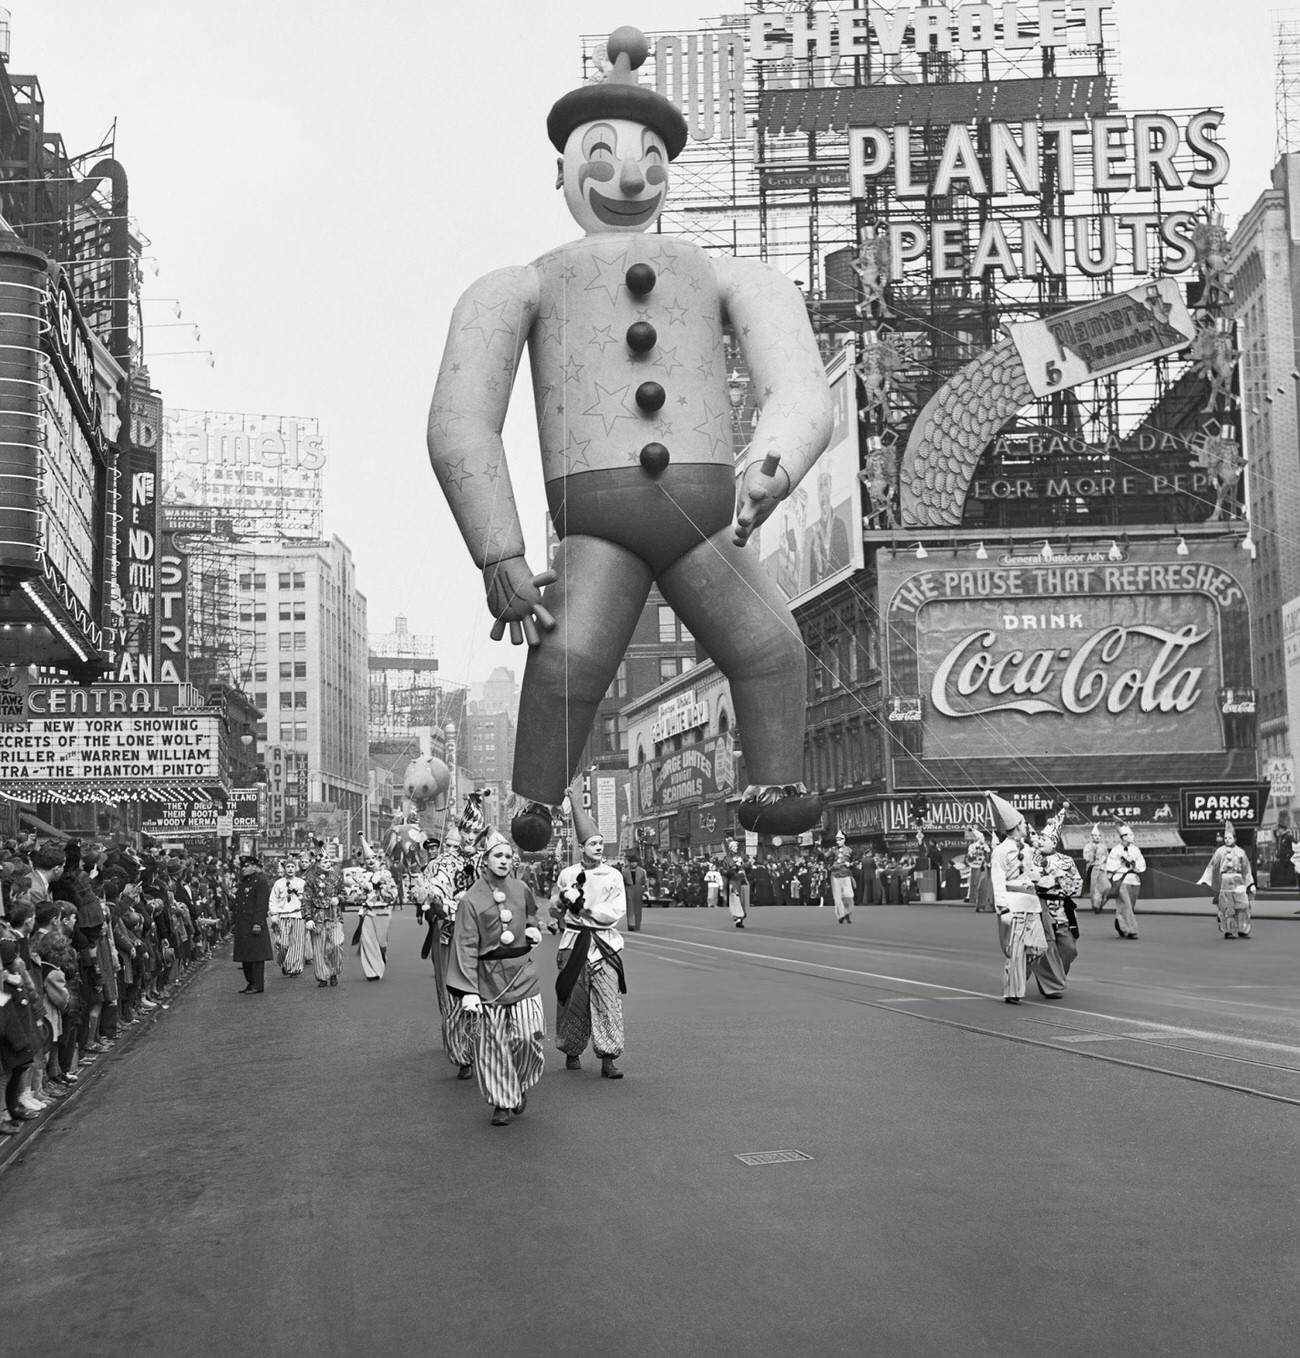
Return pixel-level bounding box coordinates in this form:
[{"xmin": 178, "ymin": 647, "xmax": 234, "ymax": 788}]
[{"xmin": 427, "ymin": 26, "xmax": 834, "ymax": 851}]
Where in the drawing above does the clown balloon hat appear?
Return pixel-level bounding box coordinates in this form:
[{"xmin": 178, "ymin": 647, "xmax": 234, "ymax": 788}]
[
  {"xmin": 986, "ymin": 792, "xmax": 1025, "ymax": 840},
  {"xmin": 547, "ymin": 27, "xmax": 688, "ymax": 159}
]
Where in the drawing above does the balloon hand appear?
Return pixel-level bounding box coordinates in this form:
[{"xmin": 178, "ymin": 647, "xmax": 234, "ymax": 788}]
[
  {"xmin": 733, "ymin": 462, "xmax": 789, "ymax": 548},
  {"xmin": 483, "ymin": 557, "xmax": 558, "ymax": 647}
]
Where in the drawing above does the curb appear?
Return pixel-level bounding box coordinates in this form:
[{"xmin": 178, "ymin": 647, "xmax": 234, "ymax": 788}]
[{"xmin": 0, "ymin": 945, "xmax": 221, "ymax": 1176}]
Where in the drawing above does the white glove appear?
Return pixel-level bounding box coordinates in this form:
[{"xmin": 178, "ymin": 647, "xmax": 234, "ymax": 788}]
[
  {"xmin": 460, "ymin": 993, "xmax": 482, "ymax": 1013},
  {"xmin": 524, "ymin": 925, "xmax": 542, "ymax": 945}
]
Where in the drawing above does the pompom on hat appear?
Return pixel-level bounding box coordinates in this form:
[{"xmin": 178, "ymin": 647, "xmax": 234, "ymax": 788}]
[
  {"xmin": 986, "ymin": 791, "xmax": 1026, "ymax": 840},
  {"xmin": 547, "ymin": 26, "xmax": 689, "ymax": 160}
]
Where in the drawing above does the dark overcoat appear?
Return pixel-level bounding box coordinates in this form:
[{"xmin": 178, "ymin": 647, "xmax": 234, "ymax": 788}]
[{"xmin": 232, "ymin": 871, "xmax": 272, "ymax": 963}]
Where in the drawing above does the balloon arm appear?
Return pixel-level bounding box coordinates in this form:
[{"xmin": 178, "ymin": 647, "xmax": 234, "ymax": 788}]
[
  {"xmin": 427, "ymin": 265, "xmax": 538, "ymax": 569},
  {"xmin": 717, "ymin": 254, "xmax": 834, "ymax": 499}
]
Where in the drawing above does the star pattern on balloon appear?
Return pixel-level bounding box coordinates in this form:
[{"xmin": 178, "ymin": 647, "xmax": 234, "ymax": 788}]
[
  {"xmin": 559, "ymin": 430, "xmax": 594, "ymax": 471},
  {"xmin": 691, "ymin": 398, "xmax": 729, "ymax": 457},
  {"xmin": 537, "ymin": 303, "xmax": 566, "ymax": 348},
  {"xmin": 581, "ymin": 381, "xmax": 638, "ymax": 436},
  {"xmin": 460, "ymin": 296, "xmax": 518, "ymax": 350},
  {"xmin": 662, "ymin": 298, "xmax": 690, "ymax": 327},
  {"xmin": 561, "ymin": 353, "xmax": 585, "ymax": 385},
  {"xmin": 590, "ymin": 324, "xmax": 618, "ymax": 353},
  {"xmin": 656, "ymin": 344, "xmax": 682, "ymax": 376},
  {"xmin": 440, "ymin": 457, "xmax": 472, "ymax": 492},
  {"xmin": 428, "ymin": 397, "xmax": 465, "ymax": 442},
  {"xmin": 584, "ymin": 247, "xmax": 630, "ymax": 306}
]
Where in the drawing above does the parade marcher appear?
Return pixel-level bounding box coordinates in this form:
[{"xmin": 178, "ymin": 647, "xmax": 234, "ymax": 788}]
[
  {"xmin": 621, "ymin": 852, "xmax": 647, "ymax": 933},
  {"xmin": 420, "ymin": 794, "xmax": 492, "ymax": 1078},
  {"xmin": 704, "ymin": 862, "xmax": 723, "ymax": 909},
  {"xmin": 302, "ymin": 842, "xmax": 344, "ymax": 987},
  {"xmin": 987, "ymin": 793, "xmax": 1047, "ymax": 1005},
  {"xmin": 1197, "ymin": 822, "xmax": 1256, "ymax": 940},
  {"xmin": 268, "ymin": 856, "xmax": 307, "ymax": 978},
  {"xmin": 827, "ymin": 831, "xmax": 855, "ymax": 924},
  {"xmin": 552, "ymin": 803, "xmax": 627, "ymax": 1079},
  {"xmin": 966, "ymin": 828, "xmax": 993, "ymax": 912},
  {"xmin": 1103, "ymin": 825, "xmax": 1146, "ymax": 940},
  {"xmin": 232, "ymin": 856, "xmax": 272, "ymax": 994},
  {"xmin": 722, "ymin": 839, "xmax": 749, "ymax": 928},
  {"xmin": 1082, "ymin": 824, "xmax": 1110, "ymax": 914},
  {"xmin": 353, "ymin": 838, "xmax": 398, "ymax": 981},
  {"xmin": 445, "ymin": 831, "xmax": 545, "ymax": 1127},
  {"xmin": 1028, "ymin": 810, "xmax": 1083, "ymax": 999}
]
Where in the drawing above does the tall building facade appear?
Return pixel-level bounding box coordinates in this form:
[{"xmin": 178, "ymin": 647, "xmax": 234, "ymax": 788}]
[
  {"xmin": 238, "ymin": 536, "xmax": 368, "ymax": 844},
  {"xmin": 1233, "ymin": 153, "xmax": 1300, "ymax": 833}
]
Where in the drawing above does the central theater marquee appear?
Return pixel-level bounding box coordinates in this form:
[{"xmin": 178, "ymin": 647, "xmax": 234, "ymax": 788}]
[
  {"xmin": 0, "ymin": 713, "xmax": 220, "ymax": 783},
  {"xmin": 881, "ymin": 541, "xmax": 1255, "ymax": 790}
]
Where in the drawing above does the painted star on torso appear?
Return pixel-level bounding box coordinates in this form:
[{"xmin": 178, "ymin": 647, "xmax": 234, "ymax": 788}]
[
  {"xmin": 581, "ymin": 381, "xmax": 638, "ymax": 437},
  {"xmin": 582, "ymin": 247, "xmax": 631, "ymax": 306},
  {"xmin": 460, "ymin": 296, "xmax": 518, "ymax": 350},
  {"xmin": 559, "ymin": 430, "xmax": 593, "ymax": 471}
]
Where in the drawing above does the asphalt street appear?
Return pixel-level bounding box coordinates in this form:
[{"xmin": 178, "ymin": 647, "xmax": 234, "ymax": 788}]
[{"xmin": 2, "ymin": 902, "xmax": 1298, "ymax": 1358}]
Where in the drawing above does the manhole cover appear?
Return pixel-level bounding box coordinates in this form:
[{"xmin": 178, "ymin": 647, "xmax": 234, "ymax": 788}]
[{"xmin": 733, "ymin": 1149, "xmax": 814, "ymax": 1166}]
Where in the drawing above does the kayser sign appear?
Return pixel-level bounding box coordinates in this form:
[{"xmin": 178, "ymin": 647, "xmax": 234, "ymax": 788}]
[{"xmin": 882, "ymin": 547, "xmax": 1253, "ymax": 761}]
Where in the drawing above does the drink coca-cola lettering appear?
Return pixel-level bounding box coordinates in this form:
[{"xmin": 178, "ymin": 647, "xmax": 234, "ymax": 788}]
[{"xmin": 931, "ymin": 623, "xmax": 1209, "ymax": 718}]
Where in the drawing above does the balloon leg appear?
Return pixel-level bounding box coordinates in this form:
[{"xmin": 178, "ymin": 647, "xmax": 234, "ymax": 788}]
[
  {"xmin": 657, "ymin": 527, "xmax": 807, "ymax": 785},
  {"xmin": 512, "ymin": 534, "xmax": 653, "ymax": 804}
]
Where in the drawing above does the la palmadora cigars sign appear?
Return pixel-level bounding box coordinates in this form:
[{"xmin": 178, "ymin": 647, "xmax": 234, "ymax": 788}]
[{"xmin": 0, "ymin": 713, "xmax": 219, "ymax": 783}]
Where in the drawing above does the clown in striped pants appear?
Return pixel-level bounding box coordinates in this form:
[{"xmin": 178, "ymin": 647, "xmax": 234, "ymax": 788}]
[
  {"xmin": 472, "ymin": 995, "xmax": 546, "ymax": 1111},
  {"xmin": 275, "ymin": 916, "xmax": 306, "ymax": 976}
]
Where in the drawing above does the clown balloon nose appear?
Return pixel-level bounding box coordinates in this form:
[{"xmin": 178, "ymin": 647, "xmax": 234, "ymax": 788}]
[{"xmin": 547, "ymin": 25, "xmax": 688, "ymax": 159}]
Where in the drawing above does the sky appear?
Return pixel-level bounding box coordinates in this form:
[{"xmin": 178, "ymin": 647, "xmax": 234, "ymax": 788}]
[{"xmin": 12, "ymin": 0, "xmax": 1282, "ymax": 693}]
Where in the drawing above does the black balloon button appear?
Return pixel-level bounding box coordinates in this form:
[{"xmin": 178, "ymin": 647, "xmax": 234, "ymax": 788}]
[
  {"xmin": 626, "ymin": 263, "xmax": 656, "ymax": 295},
  {"xmin": 635, "ymin": 381, "xmax": 666, "ymax": 412},
  {"xmin": 626, "ymin": 321, "xmax": 657, "ymax": 353},
  {"xmin": 639, "ymin": 443, "xmax": 670, "ymax": 475}
]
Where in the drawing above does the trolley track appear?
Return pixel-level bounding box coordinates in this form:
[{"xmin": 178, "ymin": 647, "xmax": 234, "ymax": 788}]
[{"xmin": 631, "ymin": 926, "xmax": 1300, "ymax": 1107}]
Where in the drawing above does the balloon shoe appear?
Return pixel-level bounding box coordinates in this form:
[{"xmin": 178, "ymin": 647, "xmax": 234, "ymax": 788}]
[
  {"xmin": 736, "ymin": 784, "xmax": 822, "ymax": 836},
  {"xmin": 511, "ymin": 802, "xmax": 554, "ymax": 852}
]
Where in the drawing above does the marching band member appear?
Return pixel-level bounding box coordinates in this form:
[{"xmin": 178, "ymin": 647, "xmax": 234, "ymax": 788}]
[
  {"xmin": 987, "ymin": 792, "xmax": 1047, "ymax": 1005},
  {"xmin": 1197, "ymin": 822, "xmax": 1256, "ymax": 940},
  {"xmin": 445, "ymin": 831, "xmax": 545, "ymax": 1127}
]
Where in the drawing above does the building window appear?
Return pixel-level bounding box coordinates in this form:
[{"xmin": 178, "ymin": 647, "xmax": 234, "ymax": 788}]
[
  {"xmin": 294, "ymin": 632, "xmax": 307, "ymax": 650},
  {"xmin": 658, "ymin": 605, "xmax": 675, "ymax": 643},
  {"xmin": 280, "ymin": 693, "xmax": 293, "ymax": 709},
  {"xmin": 294, "ymin": 661, "xmax": 307, "ymax": 678},
  {"xmin": 253, "ymin": 573, "xmax": 265, "ymax": 590},
  {"xmin": 279, "ymin": 572, "xmax": 292, "ymax": 589},
  {"xmin": 279, "ymin": 662, "xmax": 293, "ymax": 679},
  {"xmin": 279, "ymin": 722, "xmax": 295, "ymax": 741},
  {"xmin": 293, "ymin": 601, "xmax": 306, "ymax": 620},
  {"xmin": 293, "ymin": 572, "xmax": 305, "ymax": 589},
  {"xmin": 239, "ymin": 573, "xmax": 252, "ymax": 591},
  {"xmin": 659, "ymin": 656, "xmax": 678, "ymax": 683},
  {"xmin": 279, "ymin": 602, "xmax": 293, "ymax": 621},
  {"xmin": 294, "ymin": 691, "xmax": 308, "ymax": 709},
  {"xmin": 294, "ymin": 722, "xmax": 308, "ymax": 741},
  {"xmin": 253, "ymin": 692, "xmax": 266, "ymax": 712},
  {"xmin": 254, "ymin": 666, "xmax": 267, "ymax": 683},
  {"xmin": 256, "ymin": 721, "xmax": 268, "ymax": 741},
  {"xmin": 279, "ymin": 632, "xmax": 292, "ymax": 651}
]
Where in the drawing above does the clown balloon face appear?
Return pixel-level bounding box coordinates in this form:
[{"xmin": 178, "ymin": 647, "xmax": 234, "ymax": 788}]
[{"xmin": 560, "ymin": 118, "xmax": 668, "ymax": 235}]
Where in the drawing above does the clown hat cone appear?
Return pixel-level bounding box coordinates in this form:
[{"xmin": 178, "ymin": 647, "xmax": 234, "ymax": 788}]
[{"xmin": 986, "ymin": 792, "xmax": 1025, "ymax": 840}]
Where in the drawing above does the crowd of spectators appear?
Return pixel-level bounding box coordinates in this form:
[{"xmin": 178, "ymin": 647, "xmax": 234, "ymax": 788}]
[{"xmin": 0, "ymin": 837, "xmax": 233, "ymax": 1139}]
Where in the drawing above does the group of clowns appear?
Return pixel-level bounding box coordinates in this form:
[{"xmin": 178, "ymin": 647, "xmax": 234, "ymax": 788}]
[
  {"xmin": 413, "ymin": 791, "xmax": 627, "ymax": 1127},
  {"xmin": 970, "ymin": 792, "xmax": 1258, "ymax": 1004}
]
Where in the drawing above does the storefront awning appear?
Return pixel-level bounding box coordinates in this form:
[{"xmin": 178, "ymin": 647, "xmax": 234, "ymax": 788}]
[{"xmin": 1062, "ymin": 824, "xmax": 1185, "ymax": 851}]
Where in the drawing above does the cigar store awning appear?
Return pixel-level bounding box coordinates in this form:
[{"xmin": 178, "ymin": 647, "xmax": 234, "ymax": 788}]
[{"xmin": 1062, "ymin": 824, "xmax": 1185, "ymax": 851}]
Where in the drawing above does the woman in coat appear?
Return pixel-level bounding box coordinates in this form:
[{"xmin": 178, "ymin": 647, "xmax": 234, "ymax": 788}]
[{"xmin": 232, "ymin": 857, "xmax": 272, "ymax": 993}]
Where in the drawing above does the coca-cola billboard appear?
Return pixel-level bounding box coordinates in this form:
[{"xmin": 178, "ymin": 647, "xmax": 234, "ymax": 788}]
[{"xmin": 881, "ymin": 542, "xmax": 1256, "ymax": 789}]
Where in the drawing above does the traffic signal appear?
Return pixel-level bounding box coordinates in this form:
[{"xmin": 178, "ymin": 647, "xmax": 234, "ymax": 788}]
[{"xmin": 910, "ymin": 793, "xmax": 930, "ymax": 824}]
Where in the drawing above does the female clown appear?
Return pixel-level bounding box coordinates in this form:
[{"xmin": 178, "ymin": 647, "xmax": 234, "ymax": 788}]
[{"xmin": 445, "ymin": 832, "xmax": 546, "ymax": 1127}]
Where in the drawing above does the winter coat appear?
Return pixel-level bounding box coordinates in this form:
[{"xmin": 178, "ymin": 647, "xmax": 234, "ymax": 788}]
[{"xmin": 232, "ymin": 872, "xmax": 273, "ymax": 963}]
